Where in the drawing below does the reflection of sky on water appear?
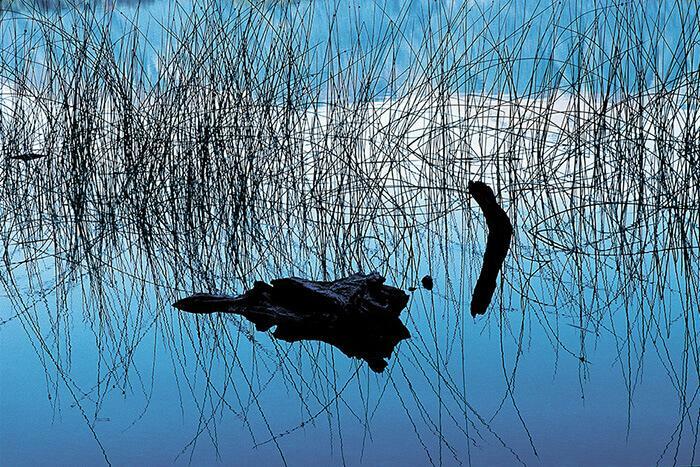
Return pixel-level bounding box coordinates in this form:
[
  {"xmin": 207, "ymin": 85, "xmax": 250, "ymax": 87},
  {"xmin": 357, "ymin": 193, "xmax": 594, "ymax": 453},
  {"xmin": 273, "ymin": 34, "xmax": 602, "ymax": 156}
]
[
  {"xmin": 0, "ymin": 212, "xmax": 696, "ymax": 465},
  {"xmin": 2, "ymin": 0, "xmax": 698, "ymax": 96},
  {"xmin": 1, "ymin": 0, "xmax": 699, "ymax": 465}
]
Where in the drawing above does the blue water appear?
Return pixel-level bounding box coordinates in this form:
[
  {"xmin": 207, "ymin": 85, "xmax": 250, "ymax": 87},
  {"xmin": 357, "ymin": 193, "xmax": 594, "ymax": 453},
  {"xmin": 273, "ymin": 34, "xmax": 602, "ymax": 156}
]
[
  {"xmin": 2, "ymin": 0, "xmax": 698, "ymax": 96},
  {"xmin": 1, "ymin": 223, "xmax": 696, "ymax": 465},
  {"xmin": 1, "ymin": 1, "xmax": 699, "ymax": 466}
]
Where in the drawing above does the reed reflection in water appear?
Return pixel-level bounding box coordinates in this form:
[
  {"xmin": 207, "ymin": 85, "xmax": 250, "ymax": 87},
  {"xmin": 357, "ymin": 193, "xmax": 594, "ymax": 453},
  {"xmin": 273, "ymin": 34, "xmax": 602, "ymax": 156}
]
[{"xmin": 1, "ymin": 0, "xmax": 699, "ymax": 465}]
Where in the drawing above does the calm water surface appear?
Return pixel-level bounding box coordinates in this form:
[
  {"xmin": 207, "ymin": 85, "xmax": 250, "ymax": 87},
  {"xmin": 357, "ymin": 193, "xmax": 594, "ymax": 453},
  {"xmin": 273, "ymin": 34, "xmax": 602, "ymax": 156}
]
[{"xmin": 1, "ymin": 1, "xmax": 699, "ymax": 465}]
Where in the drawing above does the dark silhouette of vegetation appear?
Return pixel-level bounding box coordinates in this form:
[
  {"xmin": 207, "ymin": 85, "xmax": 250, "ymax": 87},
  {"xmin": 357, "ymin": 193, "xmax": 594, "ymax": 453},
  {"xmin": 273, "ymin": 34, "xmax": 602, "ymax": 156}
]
[{"xmin": 1, "ymin": 0, "xmax": 699, "ymax": 465}]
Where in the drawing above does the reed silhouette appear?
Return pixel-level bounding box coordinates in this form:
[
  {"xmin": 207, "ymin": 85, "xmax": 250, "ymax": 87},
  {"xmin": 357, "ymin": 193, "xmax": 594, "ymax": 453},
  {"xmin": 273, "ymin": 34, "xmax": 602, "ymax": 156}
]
[{"xmin": 1, "ymin": 0, "xmax": 698, "ymax": 465}]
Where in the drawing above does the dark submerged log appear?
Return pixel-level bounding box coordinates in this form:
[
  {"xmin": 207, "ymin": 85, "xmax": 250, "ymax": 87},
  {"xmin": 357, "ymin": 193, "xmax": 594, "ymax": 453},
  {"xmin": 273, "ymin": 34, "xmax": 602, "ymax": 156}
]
[
  {"xmin": 468, "ymin": 181, "xmax": 513, "ymax": 317},
  {"xmin": 174, "ymin": 272, "xmax": 410, "ymax": 372},
  {"xmin": 8, "ymin": 152, "xmax": 48, "ymax": 162}
]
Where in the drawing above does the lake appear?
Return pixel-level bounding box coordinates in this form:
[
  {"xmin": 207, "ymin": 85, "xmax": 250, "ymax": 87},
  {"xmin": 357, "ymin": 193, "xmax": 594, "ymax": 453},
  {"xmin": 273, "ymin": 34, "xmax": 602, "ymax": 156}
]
[{"xmin": 1, "ymin": 1, "xmax": 699, "ymax": 465}]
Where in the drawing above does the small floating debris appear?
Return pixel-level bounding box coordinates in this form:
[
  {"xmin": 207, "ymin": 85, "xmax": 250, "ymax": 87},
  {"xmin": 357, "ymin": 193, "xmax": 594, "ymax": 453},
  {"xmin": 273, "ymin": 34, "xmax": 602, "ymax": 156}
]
[
  {"xmin": 468, "ymin": 181, "xmax": 513, "ymax": 317},
  {"xmin": 8, "ymin": 152, "xmax": 48, "ymax": 163},
  {"xmin": 421, "ymin": 275, "xmax": 433, "ymax": 291},
  {"xmin": 174, "ymin": 272, "xmax": 410, "ymax": 373}
]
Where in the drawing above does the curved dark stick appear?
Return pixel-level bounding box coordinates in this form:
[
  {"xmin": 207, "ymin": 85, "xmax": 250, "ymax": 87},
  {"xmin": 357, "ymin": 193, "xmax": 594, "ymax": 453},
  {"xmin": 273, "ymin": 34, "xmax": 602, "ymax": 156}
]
[{"xmin": 468, "ymin": 181, "xmax": 513, "ymax": 317}]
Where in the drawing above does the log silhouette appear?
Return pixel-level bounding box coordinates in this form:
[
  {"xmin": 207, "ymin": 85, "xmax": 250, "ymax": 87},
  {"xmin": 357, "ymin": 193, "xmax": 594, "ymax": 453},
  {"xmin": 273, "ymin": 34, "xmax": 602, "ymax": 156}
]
[
  {"xmin": 468, "ymin": 181, "xmax": 513, "ymax": 317},
  {"xmin": 8, "ymin": 152, "xmax": 48, "ymax": 163},
  {"xmin": 174, "ymin": 272, "xmax": 410, "ymax": 372}
]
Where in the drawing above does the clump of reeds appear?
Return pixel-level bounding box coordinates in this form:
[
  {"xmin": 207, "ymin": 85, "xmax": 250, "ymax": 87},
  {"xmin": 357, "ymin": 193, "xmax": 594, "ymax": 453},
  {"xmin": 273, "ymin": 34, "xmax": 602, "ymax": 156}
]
[{"xmin": 1, "ymin": 0, "xmax": 699, "ymax": 464}]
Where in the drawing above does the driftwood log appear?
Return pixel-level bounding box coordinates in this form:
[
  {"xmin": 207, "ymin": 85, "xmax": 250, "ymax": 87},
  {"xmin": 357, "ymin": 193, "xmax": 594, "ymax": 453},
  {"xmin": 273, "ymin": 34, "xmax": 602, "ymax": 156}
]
[
  {"xmin": 468, "ymin": 181, "xmax": 513, "ymax": 317},
  {"xmin": 174, "ymin": 272, "xmax": 410, "ymax": 372}
]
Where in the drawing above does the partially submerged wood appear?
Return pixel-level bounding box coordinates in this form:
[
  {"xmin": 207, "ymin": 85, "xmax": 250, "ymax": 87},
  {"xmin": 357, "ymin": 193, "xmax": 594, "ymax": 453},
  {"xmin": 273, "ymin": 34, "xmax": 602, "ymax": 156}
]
[
  {"xmin": 174, "ymin": 272, "xmax": 410, "ymax": 372},
  {"xmin": 468, "ymin": 181, "xmax": 513, "ymax": 317},
  {"xmin": 8, "ymin": 152, "xmax": 48, "ymax": 163}
]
